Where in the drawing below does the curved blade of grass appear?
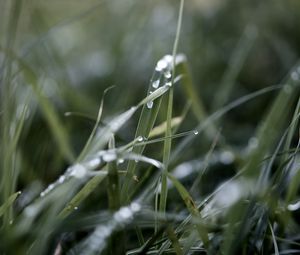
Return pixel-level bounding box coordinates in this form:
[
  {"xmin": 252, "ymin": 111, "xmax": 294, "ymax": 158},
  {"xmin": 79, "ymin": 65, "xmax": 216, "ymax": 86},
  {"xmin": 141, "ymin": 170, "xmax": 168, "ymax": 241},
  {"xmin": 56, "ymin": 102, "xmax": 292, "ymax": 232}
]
[
  {"xmin": 269, "ymin": 221, "xmax": 280, "ymax": 255},
  {"xmin": 167, "ymin": 173, "xmax": 209, "ymax": 248},
  {"xmin": 243, "ymin": 66, "xmax": 300, "ymax": 178},
  {"xmin": 0, "ymin": 191, "xmax": 21, "ymax": 218},
  {"xmin": 107, "ymin": 135, "xmax": 120, "ymax": 212},
  {"xmin": 77, "ymin": 86, "xmax": 113, "ymax": 162},
  {"xmin": 149, "ymin": 117, "xmax": 182, "ymax": 138},
  {"xmin": 59, "ymin": 172, "xmax": 107, "ymax": 218}
]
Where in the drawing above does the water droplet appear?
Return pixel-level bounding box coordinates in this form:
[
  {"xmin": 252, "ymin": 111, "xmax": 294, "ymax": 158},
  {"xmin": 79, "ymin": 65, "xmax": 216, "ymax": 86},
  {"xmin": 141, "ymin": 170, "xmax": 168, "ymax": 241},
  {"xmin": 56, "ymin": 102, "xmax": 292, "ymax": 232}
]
[
  {"xmin": 40, "ymin": 192, "xmax": 45, "ymax": 197},
  {"xmin": 58, "ymin": 175, "xmax": 65, "ymax": 184},
  {"xmin": 134, "ymin": 160, "xmax": 139, "ymax": 163},
  {"xmin": 74, "ymin": 206, "xmax": 78, "ymax": 210},
  {"xmin": 130, "ymin": 202, "xmax": 141, "ymax": 212},
  {"xmin": 164, "ymin": 55, "xmax": 173, "ymax": 65},
  {"xmin": 288, "ymin": 200, "xmax": 300, "ymax": 211},
  {"xmin": 88, "ymin": 158, "xmax": 101, "ymax": 168},
  {"xmin": 166, "ymin": 82, "xmax": 172, "ymax": 87},
  {"xmin": 220, "ymin": 151, "xmax": 235, "ymax": 165},
  {"xmin": 193, "ymin": 130, "xmax": 199, "ymax": 135},
  {"xmin": 156, "ymin": 59, "xmax": 168, "ymax": 72},
  {"xmin": 137, "ymin": 136, "xmax": 144, "ymax": 142},
  {"xmin": 147, "ymin": 101, "xmax": 153, "ymax": 109},
  {"xmin": 117, "ymin": 158, "xmax": 125, "ymax": 164},
  {"xmin": 102, "ymin": 152, "xmax": 116, "ymax": 162},
  {"xmin": 115, "ymin": 207, "xmax": 132, "ymax": 221},
  {"xmin": 164, "ymin": 71, "xmax": 172, "ymax": 79},
  {"xmin": 70, "ymin": 164, "xmax": 87, "ymax": 178},
  {"xmin": 9, "ymin": 220, "xmax": 13, "ymax": 225},
  {"xmin": 152, "ymin": 79, "xmax": 160, "ymax": 88}
]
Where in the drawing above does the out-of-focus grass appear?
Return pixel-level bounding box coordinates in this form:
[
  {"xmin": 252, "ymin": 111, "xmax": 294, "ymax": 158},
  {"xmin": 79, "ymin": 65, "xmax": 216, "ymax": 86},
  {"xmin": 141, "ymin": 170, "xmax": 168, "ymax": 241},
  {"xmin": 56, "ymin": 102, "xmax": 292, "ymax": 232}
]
[{"xmin": 1, "ymin": 0, "xmax": 300, "ymax": 254}]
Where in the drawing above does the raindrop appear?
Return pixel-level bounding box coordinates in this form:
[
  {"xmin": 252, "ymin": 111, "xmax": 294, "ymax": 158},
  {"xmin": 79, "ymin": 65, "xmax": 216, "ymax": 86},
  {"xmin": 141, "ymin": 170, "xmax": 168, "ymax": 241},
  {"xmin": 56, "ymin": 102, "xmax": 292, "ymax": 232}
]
[
  {"xmin": 164, "ymin": 71, "xmax": 172, "ymax": 79},
  {"xmin": 193, "ymin": 130, "xmax": 199, "ymax": 135},
  {"xmin": 137, "ymin": 136, "xmax": 144, "ymax": 142},
  {"xmin": 288, "ymin": 200, "xmax": 300, "ymax": 211},
  {"xmin": 115, "ymin": 207, "xmax": 132, "ymax": 221},
  {"xmin": 147, "ymin": 101, "xmax": 153, "ymax": 109},
  {"xmin": 102, "ymin": 152, "xmax": 117, "ymax": 162},
  {"xmin": 88, "ymin": 158, "xmax": 101, "ymax": 168},
  {"xmin": 70, "ymin": 164, "xmax": 87, "ymax": 179},
  {"xmin": 58, "ymin": 175, "xmax": 65, "ymax": 184},
  {"xmin": 152, "ymin": 79, "xmax": 160, "ymax": 88},
  {"xmin": 130, "ymin": 202, "xmax": 141, "ymax": 212},
  {"xmin": 117, "ymin": 158, "xmax": 125, "ymax": 164},
  {"xmin": 156, "ymin": 59, "xmax": 168, "ymax": 72}
]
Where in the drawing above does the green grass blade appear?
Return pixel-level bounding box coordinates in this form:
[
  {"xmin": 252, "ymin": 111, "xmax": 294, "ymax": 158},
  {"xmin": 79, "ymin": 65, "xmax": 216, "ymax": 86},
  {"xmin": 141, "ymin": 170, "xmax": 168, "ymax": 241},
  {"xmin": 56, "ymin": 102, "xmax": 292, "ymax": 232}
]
[
  {"xmin": 167, "ymin": 173, "xmax": 209, "ymax": 248},
  {"xmin": 0, "ymin": 191, "xmax": 21, "ymax": 218},
  {"xmin": 59, "ymin": 173, "xmax": 107, "ymax": 218},
  {"xmin": 107, "ymin": 135, "xmax": 120, "ymax": 211}
]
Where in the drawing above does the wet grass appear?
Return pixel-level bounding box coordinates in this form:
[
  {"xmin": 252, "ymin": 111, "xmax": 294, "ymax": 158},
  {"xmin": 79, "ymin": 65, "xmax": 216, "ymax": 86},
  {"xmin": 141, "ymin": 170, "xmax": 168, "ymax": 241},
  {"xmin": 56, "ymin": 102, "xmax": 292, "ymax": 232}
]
[{"xmin": 1, "ymin": 0, "xmax": 300, "ymax": 254}]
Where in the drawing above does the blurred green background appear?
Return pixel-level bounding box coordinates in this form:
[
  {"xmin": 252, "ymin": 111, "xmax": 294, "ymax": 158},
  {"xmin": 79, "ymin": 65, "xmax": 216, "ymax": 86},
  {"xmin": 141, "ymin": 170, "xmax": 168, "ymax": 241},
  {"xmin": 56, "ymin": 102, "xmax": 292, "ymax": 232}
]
[{"xmin": 1, "ymin": 0, "xmax": 300, "ymax": 226}]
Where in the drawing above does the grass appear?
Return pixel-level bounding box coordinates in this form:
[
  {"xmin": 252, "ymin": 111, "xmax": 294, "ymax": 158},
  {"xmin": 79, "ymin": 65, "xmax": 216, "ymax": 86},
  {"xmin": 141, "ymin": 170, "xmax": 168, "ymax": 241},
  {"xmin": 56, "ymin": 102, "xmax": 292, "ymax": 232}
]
[{"xmin": 1, "ymin": 0, "xmax": 300, "ymax": 254}]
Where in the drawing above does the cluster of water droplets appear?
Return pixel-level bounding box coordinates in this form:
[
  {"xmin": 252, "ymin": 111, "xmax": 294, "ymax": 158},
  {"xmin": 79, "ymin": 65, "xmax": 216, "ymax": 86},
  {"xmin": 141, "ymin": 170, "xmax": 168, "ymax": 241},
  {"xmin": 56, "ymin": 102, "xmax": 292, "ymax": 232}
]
[
  {"xmin": 147, "ymin": 55, "xmax": 174, "ymax": 109},
  {"xmin": 81, "ymin": 202, "xmax": 141, "ymax": 254}
]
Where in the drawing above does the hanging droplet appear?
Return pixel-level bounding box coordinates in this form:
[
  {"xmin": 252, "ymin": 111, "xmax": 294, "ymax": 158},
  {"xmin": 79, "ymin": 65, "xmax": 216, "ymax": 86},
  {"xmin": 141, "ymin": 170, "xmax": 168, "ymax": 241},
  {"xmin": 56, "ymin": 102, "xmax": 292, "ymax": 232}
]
[
  {"xmin": 155, "ymin": 59, "xmax": 168, "ymax": 72},
  {"xmin": 164, "ymin": 71, "xmax": 172, "ymax": 79},
  {"xmin": 193, "ymin": 130, "xmax": 199, "ymax": 135},
  {"xmin": 152, "ymin": 79, "xmax": 160, "ymax": 88},
  {"xmin": 147, "ymin": 101, "xmax": 153, "ymax": 109},
  {"xmin": 117, "ymin": 158, "xmax": 125, "ymax": 164}
]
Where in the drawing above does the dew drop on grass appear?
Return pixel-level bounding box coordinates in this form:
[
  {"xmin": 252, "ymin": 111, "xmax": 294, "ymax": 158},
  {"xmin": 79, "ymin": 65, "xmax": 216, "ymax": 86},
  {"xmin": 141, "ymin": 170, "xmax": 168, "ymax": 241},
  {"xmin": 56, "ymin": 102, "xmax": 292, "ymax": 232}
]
[
  {"xmin": 117, "ymin": 158, "xmax": 125, "ymax": 164},
  {"xmin": 152, "ymin": 79, "xmax": 160, "ymax": 88},
  {"xmin": 137, "ymin": 136, "xmax": 144, "ymax": 142},
  {"xmin": 147, "ymin": 101, "xmax": 153, "ymax": 109},
  {"xmin": 70, "ymin": 164, "xmax": 87, "ymax": 178},
  {"xmin": 58, "ymin": 175, "xmax": 65, "ymax": 184},
  {"xmin": 288, "ymin": 200, "xmax": 300, "ymax": 211},
  {"xmin": 130, "ymin": 202, "xmax": 141, "ymax": 212},
  {"xmin": 102, "ymin": 152, "xmax": 117, "ymax": 162},
  {"xmin": 156, "ymin": 59, "xmax": 168, "ymax": 71},
  {"xmin": 164, "ymin": 71, "xmax": 172, "ymax": 79}
]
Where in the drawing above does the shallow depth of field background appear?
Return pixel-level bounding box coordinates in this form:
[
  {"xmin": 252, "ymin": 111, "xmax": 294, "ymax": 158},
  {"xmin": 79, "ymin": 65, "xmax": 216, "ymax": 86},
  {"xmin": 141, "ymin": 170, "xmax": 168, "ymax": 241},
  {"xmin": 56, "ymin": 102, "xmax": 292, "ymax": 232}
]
[{"xmin": 1, "ymin": 0, "xmax": 300, "ymax": 254}]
